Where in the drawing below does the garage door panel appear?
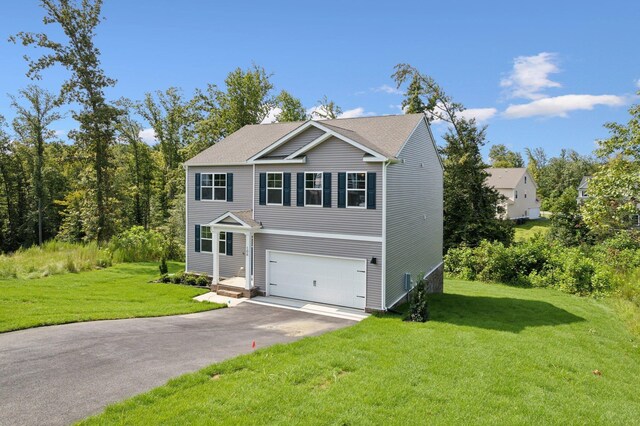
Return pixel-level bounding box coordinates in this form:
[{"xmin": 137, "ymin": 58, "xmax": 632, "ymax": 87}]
[{"xmin": 267, "ymin": 251, "xmax": 366, "ymax": 309}]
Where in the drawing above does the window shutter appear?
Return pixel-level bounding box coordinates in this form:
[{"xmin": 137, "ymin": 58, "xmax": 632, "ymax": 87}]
[
  {"xmin": 367, "ymin": 172, "xmax": 376, "ymax": 209},
  {"xmin": 259, "ymin": 173, "xmax": 266, "ymax": 205},
  {"xmin": 338, "ymin": 172, "xmax": 346, "ymax": 208},
  {"xmin": 195, "ymin": 225, "xmax": 201, "ymax": 253},
  {"xmin": 323, "ymin": 172, "xmax": 331, "ymax": 208},
  {"xmin": 195, "ymin": 173, "xmax": 201, "ymax": 201},
  {"xmin": 226, "ymin": 173, "xmax": 233, "ymax": 202},
  {"xmin": 226, "ymin": 232, "xmax": 233, "ymax": 256},
  {"xmin": 296, "ymin": 172, "xmax": 304, "ymax": 207},
  {"xmin": 283, "ymin": 173, "xmax": 291, "ymax": 206}
]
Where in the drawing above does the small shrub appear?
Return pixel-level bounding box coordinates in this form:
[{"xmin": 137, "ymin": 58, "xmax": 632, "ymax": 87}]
[
  {"xmin": 195, "ymin": 275, "xmax": 210, "ymax": 287},
  {"xmin": 184, "ymin": 274, "xmax": 197, "ymax": 286},
  {"xmin": 159, "ymin": 257, "xmax": 168, "ymax": 275},
  {"xmin": 159, "ymin": 274, "xmax": 171, "ymax": 283},
  {"xmin": 171, "ymin": 272, "xmax": 184, "ymax": 284},
  {"xmin": 407, "ymin": 277, "xmax": 429, "ymax": 322}
]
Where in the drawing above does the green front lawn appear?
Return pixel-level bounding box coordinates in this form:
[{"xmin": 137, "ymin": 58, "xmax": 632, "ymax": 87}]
[
  {"xmin": 81, "ymin": 279, "xmax": 640, "ymax": 425},
  {"xmin": 514, "ymin": 217, "xmax": 551, "ymax": 241},
  {"xmin": 0, "ymin": 262, "xmax": 223, "ymax": 333}
]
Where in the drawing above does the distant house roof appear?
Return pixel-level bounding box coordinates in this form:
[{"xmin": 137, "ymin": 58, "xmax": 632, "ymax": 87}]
[
  {"xmin": 184, "ymin": 114, "xmax": 426, "ymax": 166},
  {"xmin": 485, "ymin": 168, "xmax": 531, "ymax": 189},
  {"xmin": 578, "ymin": 175, "xmax": 592, "ymax": 190}
]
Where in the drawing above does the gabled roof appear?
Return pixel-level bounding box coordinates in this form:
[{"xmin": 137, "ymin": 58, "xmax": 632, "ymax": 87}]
[
  {"xmin": 208, "ymin": 210, "xmax": 261, "ymax": 229},
  {"xmin": 578, "ymin": 175, "xmax": 592, "ymax": 190},
  {"xmin": 184, "ymin": 114, "xmax": 425, "ymax": 166},
  {"xmin": 485, "ymin": 168, "xmax": 531, "ymax": 189}
]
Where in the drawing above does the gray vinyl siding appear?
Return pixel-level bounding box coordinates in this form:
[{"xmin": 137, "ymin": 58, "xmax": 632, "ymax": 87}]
[
  {"xmin": 186, "ymin": 165, "xmax": 252, "ymax": 276},
  {"xmin": 188, "ymin": 232, "xmax": 246, "ymax": 278},
  {"xmin": 254, "ymin": 233, "xmax": 383, "ymax": 310},
  {"xmin": 269, "ymin": 127, "xmax": 325, "ymax": 157},
  {"xmin": 385, "ymin": 119, "xmax": 443, "ymax": 307},
  {"xmin": 255, "ymin": 136, "xmax": 383, "ymax": 236}
]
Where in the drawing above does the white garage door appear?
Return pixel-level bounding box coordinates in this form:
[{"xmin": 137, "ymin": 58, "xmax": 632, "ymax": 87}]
[{"xmin": 267, "ymin": 251, "xmax": 366, "ymax": 309}]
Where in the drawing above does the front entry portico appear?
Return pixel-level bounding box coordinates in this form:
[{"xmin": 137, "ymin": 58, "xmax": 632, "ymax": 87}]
[{"xmin": 207, "ymin": 210, "xmax": 261, "ymax": 293}]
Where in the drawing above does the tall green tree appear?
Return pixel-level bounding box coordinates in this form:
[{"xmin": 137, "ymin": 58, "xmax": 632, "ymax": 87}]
[
  {"xmin": 114, "ymin": 100, "xmax": 154, "ymax": 229},
  {"xmin": 137, "ymin": 88, "xmax": 194, "ymax": 223},
  {"xmin": 0, "ymin": 117, "xmax": 31, "ymax": 251},
  {"xmin": 488, "ymin": 144, "xmax": 524, "ymax": 168},
  {"xmin": 392, "ymin": 63, "xmax": 512, "ymax": 251},
  {"xmin": 581, "ymin": 98, "xmax": 640, "ymax": 237},
  {"xmin": 11, "ymin": 0, "xmax": 121, "ymax": 242},
  {"xmin": 275, "ymin": 90, "xmax": 307, "ymax": 122},
  {"xmin": 402, "ymin": 74, "xmax": 427, "ymax": 114},
  {"xmin": 311, "ymin": 96, "xmax": 342, "ymax": 119},
  {"xmin": 10, "ymin": 85, "xmax": 61, "ymax": 245},
  {"xmin": 215, "ymin": 65, "xmax": 275, "ymax": 135}
]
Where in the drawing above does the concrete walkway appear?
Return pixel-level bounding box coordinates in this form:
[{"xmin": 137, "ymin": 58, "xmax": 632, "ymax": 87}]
[{"xmin": 0, "ymin": 303, "xmax": 355, "ymax": 426}]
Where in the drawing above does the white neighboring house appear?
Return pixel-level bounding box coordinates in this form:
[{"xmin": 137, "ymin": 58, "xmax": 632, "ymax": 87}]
[
  {"xmin": 577, "ymin": 175, "xmax": 592, "ymax": 204},
  {"xmin": 485, "ymin": 168, "xmax": 540, "ymax": 220}
]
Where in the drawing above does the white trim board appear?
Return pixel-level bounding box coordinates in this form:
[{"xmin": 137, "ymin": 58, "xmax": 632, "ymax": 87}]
[{"xmin": 257, "ymin": 228, "xmax": 383, "ymax": 243}]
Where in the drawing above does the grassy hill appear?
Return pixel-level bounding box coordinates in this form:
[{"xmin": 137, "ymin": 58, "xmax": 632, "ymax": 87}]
[
  {"xmin": 514, "ymin": 218, "xmax": 551, "ymax": 241},
  {"xmin": 81, "ymin": 278, "xmax": 640, "ymax": 425},
  {"xmin": 0, "ymin": 262, "xmax": 221, "ymax": 333}
]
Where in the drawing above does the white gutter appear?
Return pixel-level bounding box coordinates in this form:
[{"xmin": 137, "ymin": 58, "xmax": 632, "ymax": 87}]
[{"xmin": 381, "ymin": 160, "xmax": 389, "ymax": 310}]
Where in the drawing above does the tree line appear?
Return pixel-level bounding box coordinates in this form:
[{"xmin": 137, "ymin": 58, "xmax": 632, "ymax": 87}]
[{"xmin": 5, "ymin": 0, "xmax": 632, "ymax": 259}]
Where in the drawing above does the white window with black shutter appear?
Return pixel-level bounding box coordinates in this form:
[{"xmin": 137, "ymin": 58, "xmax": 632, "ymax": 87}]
[
  {"xmin": 267, "ymin": 172, "xmax": 283, "ymax": 205},
  {"xmin": 304, "ymin": 172, "xmax": 323, "ymax": 206},
  {"xmin": 346, "ymin": 172, "xmax": 366, "ymax": 208},
  {"xmin": 194, "ymin": 225, "xmax": 232, "ymax": 256},
  {"xmin": 338, "ymin": 172, "xmax": 375, "ymax": 209},
  {"xmin": 195, "ymin": 172, "xmax": 233, "ymax": 202}
]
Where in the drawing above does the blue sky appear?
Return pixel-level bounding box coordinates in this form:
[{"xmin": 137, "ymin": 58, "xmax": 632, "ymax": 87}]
[{"xmin": 1, "ymin": 0, "xmax": 638, "ymax": 158}]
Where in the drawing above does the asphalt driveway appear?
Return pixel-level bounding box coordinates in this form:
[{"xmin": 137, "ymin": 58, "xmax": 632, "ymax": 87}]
[{"xmin": 0, "ymin": 303, "xmax": 355, "ymax": 426}]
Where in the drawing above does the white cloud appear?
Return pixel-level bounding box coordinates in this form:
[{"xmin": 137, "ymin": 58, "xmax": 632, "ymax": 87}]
[
  {"xmin": 459, "ymin": 107, "xmax": 498, "ymax": 123},
  {"xmin": 338, "ymin": 107, "xmax": 375, "ymax": 119},
  {"xmin": 503, "ymin": 94, "xmax": 626, "ymax": 119},
  {"xmin": 372, "ymin": 84, "xmax": 403, "ymax": 95},
  {"xmin": 307, "ymin": 106, "xmax": 375, "ymax": 120},
  {"xmin": 138, "ymin": 128, "xmax": 157, "ymax": 144},
  {"xmin": 501, "ymin": 52, "xmax": 561, "ymax": 100},
  {"xmin": 261, "ymin": 107, "xmax": 282, "ymax": 124},
  {"xmin": 53, "ymin": 129, "xmax": 67, "ymax": 138},
  {"xmin": 635, "ymin": 78, "xmax": 640, "ymax": 89}
]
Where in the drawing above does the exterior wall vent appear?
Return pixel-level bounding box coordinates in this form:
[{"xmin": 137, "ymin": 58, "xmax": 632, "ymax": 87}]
[{"xmin": 403, "ymin": 272, "xmax": 412, "ymax": 291}]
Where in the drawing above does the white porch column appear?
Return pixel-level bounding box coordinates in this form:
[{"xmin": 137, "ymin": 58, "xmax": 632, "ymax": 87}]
[
  {"xmin": 244, "ymin": 231, "xmax": 252, "ymax": 290},
  {"xmin": 212, "ymin": 230, "xmax": 219, "ymax": 285}
]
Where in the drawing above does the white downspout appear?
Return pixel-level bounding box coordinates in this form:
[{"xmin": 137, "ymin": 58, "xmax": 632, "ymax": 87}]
[
  {"xmin": 381, "ymin": 161, "xmax": 388, "ymax": 311},
  {"xmin": 184, "ymin": 165, "xmax": 188, "ymax": 273}
]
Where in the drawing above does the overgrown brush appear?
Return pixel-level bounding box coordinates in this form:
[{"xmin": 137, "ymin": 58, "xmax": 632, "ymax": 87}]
[
  {"xmin": 0, "ymin": 241, "xmax": 112, "ymax": 280},
  {"xmin": 444, "ymin": 234, "xmax": 631, "ymax": 297}
]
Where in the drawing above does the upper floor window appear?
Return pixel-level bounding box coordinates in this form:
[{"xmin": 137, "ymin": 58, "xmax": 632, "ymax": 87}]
[
  {"xmin": 347, "ymin": 172, "xmax": 366, "ymax": 208},
  {"xmin": 267, "ymin": 172, "xmax": 283, "ymax": 205},
  {"xmin": 202, "ymin": 173, "xmax": 226, "ymax": 201},
  {"xmin": 305, "ymin": 172, "xmax": 323, "ymax": 206},
  {"xmin": 200, "ymin": 226, "xmax": 213, "ymax": 252},
  {"xmin": 524, "ymin": 192, "xmax": 527, "ymax": 199},
  {"xmin": 524, "ymin": 176, "xmax": 527, "ymax": 184},
  {"xmin": 515, "ymin": 190, "xmax": 518, "ymax": 199}
]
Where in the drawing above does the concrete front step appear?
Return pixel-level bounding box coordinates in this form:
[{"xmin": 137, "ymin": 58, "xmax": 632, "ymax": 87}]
[{"xmin": 217, "ymin": 289, "xmax": 243, "ymax": 299}]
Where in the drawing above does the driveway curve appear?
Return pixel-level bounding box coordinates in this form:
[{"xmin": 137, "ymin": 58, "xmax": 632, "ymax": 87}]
[{"xmin": 0, "ymin": 303, "xmax": 354, "ymax": 426}]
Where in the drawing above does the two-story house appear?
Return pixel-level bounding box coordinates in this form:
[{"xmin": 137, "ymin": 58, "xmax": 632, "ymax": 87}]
[
  {"xmin": 184, "ymin": 113, "xmax": 443, "ymax": 312},
  {"xmin": 577, "ymin": 175, "xmax": 592, "ymax": 204},
  {"xmin": 485, "ymin": 167, "xmax": 540, "ymax": 219}
]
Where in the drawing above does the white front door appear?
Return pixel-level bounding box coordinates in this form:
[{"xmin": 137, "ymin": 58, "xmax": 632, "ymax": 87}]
[{"xmin": 267, "ymin": 251, "xmax": 367, "ymax": 309}]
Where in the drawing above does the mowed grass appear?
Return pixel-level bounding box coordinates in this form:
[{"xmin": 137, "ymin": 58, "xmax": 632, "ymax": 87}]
[
  {"xmin": 515, "ymin": 217, "xmax": 551, "ymax": 241},
  {"xmin": 81, "ymin": 279, "xmax": 640, "ymax": 425},
  {"xmin": 0, "ymin": 262, "xmax": 222, "ymax": 333}
]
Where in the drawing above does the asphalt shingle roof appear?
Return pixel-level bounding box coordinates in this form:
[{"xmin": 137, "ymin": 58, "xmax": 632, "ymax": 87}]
[
  {"xmin": 485, "ymin": 168, "xmax": 528, "ymax": 189},
  {"xmin": 184, "ymin": 114, "xmax": 425, "ymax": 166}
]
